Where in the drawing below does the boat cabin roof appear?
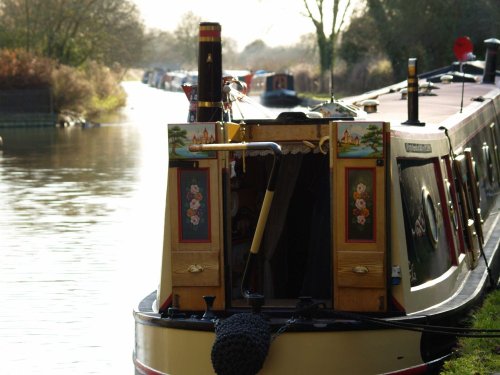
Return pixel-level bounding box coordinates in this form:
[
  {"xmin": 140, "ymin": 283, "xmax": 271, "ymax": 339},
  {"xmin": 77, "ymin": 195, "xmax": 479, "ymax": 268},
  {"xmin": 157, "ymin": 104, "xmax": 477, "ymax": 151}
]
[{"xmin": 347, "ymin": 77, "xmax": 500, "ymax": 133}]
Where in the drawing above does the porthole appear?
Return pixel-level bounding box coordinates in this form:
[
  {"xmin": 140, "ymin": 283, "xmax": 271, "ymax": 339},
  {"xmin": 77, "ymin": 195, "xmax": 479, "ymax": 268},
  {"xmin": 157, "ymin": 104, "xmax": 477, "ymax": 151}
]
[
  {"xmin": 444, "ymin": 179, "xmax": 459, "ymax": 231},
  {"xmin": 422, "ymin": 187, "xmax": 438, "ymax": 248}
]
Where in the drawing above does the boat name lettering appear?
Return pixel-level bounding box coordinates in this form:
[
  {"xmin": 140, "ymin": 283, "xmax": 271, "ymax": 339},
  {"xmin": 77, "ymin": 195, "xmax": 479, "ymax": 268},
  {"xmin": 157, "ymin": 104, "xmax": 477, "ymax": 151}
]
[{"xmin": 405, "ymin": 143, "xmax": 432, "ymax": 153}]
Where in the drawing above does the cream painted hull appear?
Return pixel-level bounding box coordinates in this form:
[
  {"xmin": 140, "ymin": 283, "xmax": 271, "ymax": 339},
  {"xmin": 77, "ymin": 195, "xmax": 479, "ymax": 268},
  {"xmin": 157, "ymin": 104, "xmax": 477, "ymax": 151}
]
[{"xmin": 134, "ymin": 320, "xmax": 423, "ymax": 375}]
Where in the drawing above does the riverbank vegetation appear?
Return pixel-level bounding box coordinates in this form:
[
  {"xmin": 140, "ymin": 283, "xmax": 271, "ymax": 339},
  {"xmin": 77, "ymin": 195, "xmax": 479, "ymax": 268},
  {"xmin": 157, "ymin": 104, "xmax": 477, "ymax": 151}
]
[
  {"xmin": 0, "ymin": 49, "xmax": 126, "ymax": 119},
  {"xmin": 141, "ymin": 1, "xmax": 499, "ymax": 96},
  {"xmin": 0, "ymin": 0, "xmax": 142, "ymax": 120},
  {"xmin": 441, "ymin": 288, "xmax": 500, "ymax": 374},
  {"xmin": 0, "ymin": 0, "xmax": 144, "ymax": 67},
  {"xmin": 0, "ymin": 0, "xmax": 498, "ymax": 115}
]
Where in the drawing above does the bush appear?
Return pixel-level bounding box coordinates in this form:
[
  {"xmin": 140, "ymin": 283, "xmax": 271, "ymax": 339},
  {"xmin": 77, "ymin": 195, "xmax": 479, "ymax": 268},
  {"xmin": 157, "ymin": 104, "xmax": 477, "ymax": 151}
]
[
  {"xmin": 291, "ymin": 63, "xmax": 321, "ymax": 93},
  {"xmin": 0, "ymin": 49, "xmax": 54, "ymax": 89},
  {"xmin": 334, "ymin": 57, "xmax": 394, "ymax": 96},
  {"xmin": 81, "ymin": 61, "xmax": 126, "ymax": 117},
  {"xmin": 289, "ymin": 57, "xmax": 395, "ymax": 98},
  {"xmin": 0, "ymin": 48, "xmax": 126, "ymax": 119},
  {"xmin": 51, "ymin": 65, "xmax": 93, "ymax": 114},
  {"xmin": 52, "ymin": 60, "xmax": 126, "ymax": 118}
]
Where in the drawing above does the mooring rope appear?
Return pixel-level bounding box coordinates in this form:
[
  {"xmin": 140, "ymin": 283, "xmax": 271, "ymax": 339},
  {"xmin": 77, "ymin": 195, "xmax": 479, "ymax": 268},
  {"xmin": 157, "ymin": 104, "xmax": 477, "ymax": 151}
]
[{"xmin": 268, "ymin": 301, "xmax": 500, "ymax": 339}]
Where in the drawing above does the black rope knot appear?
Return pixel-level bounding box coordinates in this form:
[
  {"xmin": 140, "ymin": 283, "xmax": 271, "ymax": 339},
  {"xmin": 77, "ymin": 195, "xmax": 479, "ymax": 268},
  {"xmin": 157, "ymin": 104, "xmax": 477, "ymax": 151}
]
[{"xmin": 211, "ymin": 313, "xmax": 271, "ymax": 375}]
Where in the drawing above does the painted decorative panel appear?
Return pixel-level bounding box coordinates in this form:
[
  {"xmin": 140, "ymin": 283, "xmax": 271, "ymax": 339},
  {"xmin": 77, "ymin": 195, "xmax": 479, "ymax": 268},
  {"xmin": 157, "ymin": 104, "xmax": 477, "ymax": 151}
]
[
  {"xmin": 178, "ymin": 168, "xmax": 211, "ymax": 242},
  {"xmin": 337, "ymin": 122, "xmax": 384, "ymax": 158},
  {"xmin": 346, "ymin": 168, "xmax": 375, "ymax": 242},
  {"xmin": 168, "ymin": 123, "xmax": 217, "ymax": 159}
]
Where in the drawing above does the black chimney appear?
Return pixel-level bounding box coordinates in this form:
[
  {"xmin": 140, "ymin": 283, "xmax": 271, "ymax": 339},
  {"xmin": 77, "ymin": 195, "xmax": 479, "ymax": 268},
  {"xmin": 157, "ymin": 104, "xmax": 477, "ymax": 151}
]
[
  {"xmin": 403, "ymin": 58, "xmax": 425, "ymax": 126},
  {"xmin": 482, "ymin": 38, "xmax": 500, "ymax": 84},
  {"xmin": 196, "ymin": 22, "xmax": 223, "ymax": 122}
]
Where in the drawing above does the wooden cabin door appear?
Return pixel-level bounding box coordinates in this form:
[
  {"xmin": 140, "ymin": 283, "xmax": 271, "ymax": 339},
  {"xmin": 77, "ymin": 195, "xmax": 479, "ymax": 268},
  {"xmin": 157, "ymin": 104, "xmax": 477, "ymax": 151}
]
[
  {"xmin": 160, "ymin": 123, "xmax": 225, "ymax": 312},
  {"xmin": 165, "ymin": 158, "xmax": 225, "ymax": 311},
  {"xmin": 330, "ymin": 121, "xmax": 389, "ymax": 312}
]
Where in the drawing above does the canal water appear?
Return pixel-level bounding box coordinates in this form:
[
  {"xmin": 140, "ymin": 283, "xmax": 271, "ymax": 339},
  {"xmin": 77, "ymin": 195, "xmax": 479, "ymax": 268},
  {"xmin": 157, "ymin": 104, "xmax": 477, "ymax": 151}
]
[{"xmin": 0, "ymin": 82, "xmax": 189, "ymax": 374}]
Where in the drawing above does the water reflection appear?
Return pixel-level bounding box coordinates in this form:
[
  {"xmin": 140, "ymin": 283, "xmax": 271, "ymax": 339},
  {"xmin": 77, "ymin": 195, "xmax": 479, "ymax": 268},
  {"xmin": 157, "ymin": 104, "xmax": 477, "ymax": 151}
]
[
  {"xmin": 0, "ymin": 82, "xmax": 183, "ymax": 374},
  {"xmin": 0, "ymin": 81, "xmax": 296, "ymax": 374}
]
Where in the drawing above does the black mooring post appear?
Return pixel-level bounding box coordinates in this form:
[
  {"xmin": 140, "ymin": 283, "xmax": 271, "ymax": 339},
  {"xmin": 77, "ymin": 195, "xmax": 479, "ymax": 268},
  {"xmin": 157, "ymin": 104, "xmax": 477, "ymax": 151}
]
[
  {"xmin": 482, "ymin": 38, "xmax": 500, "ymax": 84},
  {"xmin": 402, "ymin": 58, "xmax": 425, "ymax": 126},
  {"xmin": 196, "ymin": 22, "xmax": 223, "ymax": 122}
]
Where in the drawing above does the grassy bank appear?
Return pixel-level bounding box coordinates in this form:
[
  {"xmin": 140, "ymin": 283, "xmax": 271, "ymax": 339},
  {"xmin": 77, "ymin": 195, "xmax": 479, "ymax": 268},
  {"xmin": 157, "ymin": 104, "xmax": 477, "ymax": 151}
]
[{"xmin": 440, "ymin": 287, "xmax": 500, "ymax": 374}]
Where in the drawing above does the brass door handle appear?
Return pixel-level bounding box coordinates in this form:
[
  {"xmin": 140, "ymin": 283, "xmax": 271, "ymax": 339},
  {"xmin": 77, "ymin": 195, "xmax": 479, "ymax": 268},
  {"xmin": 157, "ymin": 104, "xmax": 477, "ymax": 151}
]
[
  {"xmin": 188, "ymin": 264, "xmax": 204, "ymax": 273},
  {"xmin": 352, "ymin": 266, "xmax": 369, "ymax": 274}
]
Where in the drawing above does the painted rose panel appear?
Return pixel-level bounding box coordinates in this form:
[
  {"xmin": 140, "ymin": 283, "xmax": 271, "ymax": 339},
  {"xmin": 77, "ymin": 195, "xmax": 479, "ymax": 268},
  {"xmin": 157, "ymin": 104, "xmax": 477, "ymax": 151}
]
[
  {"xmin": 178, "ymin": 168, "xmax": 210, "ymax": 242},
  {"xmin": 347, "ymin": 168, "xmax": 375, "ymax": 241}
]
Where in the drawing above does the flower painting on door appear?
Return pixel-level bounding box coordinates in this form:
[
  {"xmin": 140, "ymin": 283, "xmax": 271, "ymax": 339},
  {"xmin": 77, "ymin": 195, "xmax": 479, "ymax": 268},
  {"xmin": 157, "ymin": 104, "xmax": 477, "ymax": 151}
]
[
  {"xmin": 178, "ymin": 168, "xmax": 210, "ymax": 242},
  {"xmin": 347, "ymin": 168, "xmax": 375, "ymax": 241}
]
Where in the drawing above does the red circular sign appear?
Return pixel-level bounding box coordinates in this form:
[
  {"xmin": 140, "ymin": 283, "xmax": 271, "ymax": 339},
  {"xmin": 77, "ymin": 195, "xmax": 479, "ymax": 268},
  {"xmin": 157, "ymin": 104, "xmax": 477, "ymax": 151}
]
[{"xmin": 453, "ymin": 36, "xmax": 473, "ymax": 61}]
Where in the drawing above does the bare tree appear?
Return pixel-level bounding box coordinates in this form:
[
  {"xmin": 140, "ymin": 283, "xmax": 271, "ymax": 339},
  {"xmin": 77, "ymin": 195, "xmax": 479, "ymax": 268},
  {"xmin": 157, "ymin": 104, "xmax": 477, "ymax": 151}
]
[
  {"xmin": 0, "ymin": 0, "xmax": 145, "ymax": 67},
  {"xmin": 303, "ymin": 0, "xmax": 356, "ymax": 94},
  {"xmin": 173, "ymin": 12, "xmax": 202, "ymax": 70}
]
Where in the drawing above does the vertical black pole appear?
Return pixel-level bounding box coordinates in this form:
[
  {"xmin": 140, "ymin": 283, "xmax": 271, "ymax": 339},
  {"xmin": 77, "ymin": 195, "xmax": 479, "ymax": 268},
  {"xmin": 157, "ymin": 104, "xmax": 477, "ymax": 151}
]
[
  {"xmin": 197, "ymin": 22, "xmax": 223, "ymax": 122},
  {"xmin": 482, "ymin": 38, "xmax": 500, "ymax": 84},
  {"xmin": 460, "ymin": 62, "xmax": 465, "ymax": 113},
  {"xmin": 403, "ymin": 58, "xmax": 424, "ymax": 126}
]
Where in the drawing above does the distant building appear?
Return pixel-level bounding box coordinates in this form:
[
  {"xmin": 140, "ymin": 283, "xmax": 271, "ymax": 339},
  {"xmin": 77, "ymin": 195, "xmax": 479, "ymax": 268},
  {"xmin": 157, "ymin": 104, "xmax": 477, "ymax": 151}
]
[
  {"xmin": 340, "ymin": 129, "xmax": 361, "ymax": 146},
  {"xmin": 191, "ymin": 128, "xmax": 215, "ymax": 145}
]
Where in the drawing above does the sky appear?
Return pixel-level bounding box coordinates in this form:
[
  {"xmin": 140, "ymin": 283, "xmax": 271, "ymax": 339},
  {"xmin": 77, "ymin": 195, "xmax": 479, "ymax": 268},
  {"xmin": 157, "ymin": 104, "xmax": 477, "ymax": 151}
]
[{"xmin": 131, "ymin": 0, "xmax": 317, "ymax": 50}]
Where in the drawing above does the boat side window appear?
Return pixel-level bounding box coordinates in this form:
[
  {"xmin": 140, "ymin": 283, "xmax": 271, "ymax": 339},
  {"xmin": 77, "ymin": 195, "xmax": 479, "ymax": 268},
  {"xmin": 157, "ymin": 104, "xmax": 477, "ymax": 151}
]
[
  {"xmin": 444, "ymin": 179, "xmax": 459, "ymax": 231},
  {"xmin": 398, "ymin": 158, "xmax": 452, "ymax": 287},
  {"xmin": 464, "ymin": 131, "xmax": 499, "ymax": 218},
  {"xmin": 452, "ymin": 154, "xmax": 477, "ymax": 252},
  {"xmin": 488, "ymin": 122, "xmax": 500, "ymax": 187},
  {"xmin": 482, "ymin": 143, "xmax": 494, "ymax": 185},
  {"xmin": 422, "ymin": 187, "xmax": 438, "ymax": 248},
  {"xmin": 439, "ymin": 156, "xmax": 463, "ymax": 264}
]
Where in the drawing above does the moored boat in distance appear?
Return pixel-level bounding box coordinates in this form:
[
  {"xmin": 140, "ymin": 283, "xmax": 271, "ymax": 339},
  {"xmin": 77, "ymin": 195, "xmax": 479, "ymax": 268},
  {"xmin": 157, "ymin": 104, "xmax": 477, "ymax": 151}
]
[
  {"xmin": 252, "ymin": 71, "xmax": 302, "ymax": 107},
  {"xmin": 134, "ymin": 23, "xmax": 500, "ymax": 375}
]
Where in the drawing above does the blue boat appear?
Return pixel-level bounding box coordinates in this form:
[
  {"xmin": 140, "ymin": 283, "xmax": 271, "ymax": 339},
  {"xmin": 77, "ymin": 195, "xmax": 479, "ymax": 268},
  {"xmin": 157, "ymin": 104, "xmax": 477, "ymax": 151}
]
[{"xmin": 254, "ymin": 72, "xmax": 302, "ymax": 107}]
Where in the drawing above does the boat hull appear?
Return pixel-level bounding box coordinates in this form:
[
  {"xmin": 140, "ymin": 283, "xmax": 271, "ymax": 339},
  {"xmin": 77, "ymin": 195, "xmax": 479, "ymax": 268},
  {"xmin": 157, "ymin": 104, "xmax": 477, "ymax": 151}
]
[{"xmin": 134, "ymin": 313, "xmax": 431, "ymax": 375}]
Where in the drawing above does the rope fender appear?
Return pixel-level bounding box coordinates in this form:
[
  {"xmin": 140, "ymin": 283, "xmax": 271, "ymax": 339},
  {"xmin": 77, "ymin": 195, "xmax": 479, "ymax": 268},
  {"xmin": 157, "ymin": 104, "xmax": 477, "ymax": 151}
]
[{"xmin": 211, "ymin": 313, "xmax": 271, "ymax": 375}]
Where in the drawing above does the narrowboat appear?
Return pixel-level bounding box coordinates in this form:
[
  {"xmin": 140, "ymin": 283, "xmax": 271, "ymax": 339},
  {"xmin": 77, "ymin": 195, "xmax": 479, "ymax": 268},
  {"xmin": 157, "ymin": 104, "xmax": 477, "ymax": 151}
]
[
  {"xmin": 134, "ymin": 23, "xmax": 500, "ymax": 375},
  {"xmin": 251, "ymin": 72, "xmax": 302, "ymax": 108}
]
